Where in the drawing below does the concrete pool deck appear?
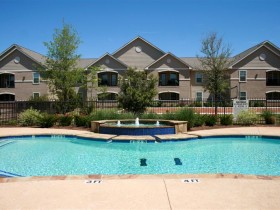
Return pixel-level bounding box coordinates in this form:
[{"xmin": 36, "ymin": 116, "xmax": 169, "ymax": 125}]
[{"xmin": 0, "ymin": 126, "xmax": 280, "ymax": 209}]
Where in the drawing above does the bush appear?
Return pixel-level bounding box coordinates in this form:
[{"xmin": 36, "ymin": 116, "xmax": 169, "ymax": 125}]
[
  {"xmin": 204, "ymin": 115, "xmax": 217, "ymax": 126},
  {"xmin": 174, "ymin": 108, "xmax": 196, "ymax": 129},
  {"xmin": 18, "ymin": 108, "xmax": 42, "ymax": 126},
  {"xmin": 220, "ymin": 115, "xmax": 233, "ymax": 125},
  {"xmin": 141, "ymin": 112, "xmax": 160, "ymax": 120},
  {"xmin": 58, "ymin": 114, "xmax": 73, "ymax": 126},
  {"xmin": 74, "ymin": 115, "xmax": 89, "ymax": 127},
  {"xmin": 260, "ymin": 110, "xmax": 276, "ymax": 124},
  {"xmin": 237, "ymin": 110, "xmax": 258, "ymax": 125},
  {"xmin": 194, "ymin": 114, "xmax": 205, "ymax": 127},
  {"xmin": 38, "ymin": 113, "xmax": 57, "ymax": 128}
]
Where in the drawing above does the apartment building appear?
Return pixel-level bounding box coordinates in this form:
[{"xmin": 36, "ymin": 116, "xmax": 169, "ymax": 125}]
[{"xmin": 0, "ymin": 37, "xmax": 279, "ymax": 101}]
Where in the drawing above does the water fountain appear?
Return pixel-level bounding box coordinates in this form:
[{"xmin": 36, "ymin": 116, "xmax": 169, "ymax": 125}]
[
  {"xmin": 135, "ymin": 118, "xmax": 140, "ymax": 126},
  {"xmin": 91, "ymin": 118, "xmax": 188, "ymax": 136}
]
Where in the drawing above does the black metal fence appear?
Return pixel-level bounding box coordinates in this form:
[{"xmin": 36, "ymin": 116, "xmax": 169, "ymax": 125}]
[{"xmin": 0, "ymin": 99, "xmax": 280, "ymax": 125}]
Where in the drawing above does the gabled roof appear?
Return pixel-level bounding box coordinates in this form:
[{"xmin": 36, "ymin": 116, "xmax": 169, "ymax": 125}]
[
  {"xmin": 77, "ymin": 58, "xmax": 97, "ymax": 69},
  {"xmin": 0, "ymin": 44, "xmax": 46, "ymax": 66},
  {"xmin": 229, "ymin": 40, "xmax": 280, "ymax": 68},
  {"xmin": 112, "ymin": 36, "xmax": 165, "ymax": 56},
  {"xmin": 85, "ymin": 53, "xmax": 128, "ymax": 69},
  {"xmin": 145, "ymin": 52, "xmax": 193, "ymax": 69}
]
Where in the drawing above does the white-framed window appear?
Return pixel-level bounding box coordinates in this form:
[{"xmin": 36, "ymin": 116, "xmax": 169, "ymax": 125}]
[
  {"xmin": 195, "ymin": 72, "xmax": 203, "ymax": 84},
  {"xmin": 33, "ymin": 72, "xmax": 40, "ymax": 84},
  {"xmin": 239, "ymin": 70, "xmax": 247, "ymax": 82},
  {"xmin": 196, "ymin": 91, "xmax": 203, "ymax": 101},
  {"xmin": 239, "ymin": 91, "xmax": 247, "ymax": 100},
  {"xmin": 33, "ymin": 92, "xmax": 40, "ymax": 99}
]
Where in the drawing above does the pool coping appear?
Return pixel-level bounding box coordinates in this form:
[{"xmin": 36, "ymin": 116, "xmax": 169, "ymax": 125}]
[{"xmin": 1, "ymin": 126, "xmax": 280, "ymax": 181}]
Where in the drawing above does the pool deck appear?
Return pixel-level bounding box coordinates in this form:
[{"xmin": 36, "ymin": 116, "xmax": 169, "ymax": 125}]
[{"xmin": 1, "ymin": 126, "xmax": 280, "ymax": 209}]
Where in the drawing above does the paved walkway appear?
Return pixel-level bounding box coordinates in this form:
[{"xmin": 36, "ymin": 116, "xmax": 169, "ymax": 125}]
[{"xmin": 1, "ymin": 127, "xmax": 280, "ymax": 209}]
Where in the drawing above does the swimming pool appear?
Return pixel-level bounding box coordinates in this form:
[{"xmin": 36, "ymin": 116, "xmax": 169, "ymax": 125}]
[{"xmin": 0, "ymin": 135, "xmax": 279, "ymax": 177}]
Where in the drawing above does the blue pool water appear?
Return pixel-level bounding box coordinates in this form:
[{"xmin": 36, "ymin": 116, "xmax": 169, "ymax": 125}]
[{"xmin": 0, "ymin": 135, "xmax": 280, "ymax": 177}]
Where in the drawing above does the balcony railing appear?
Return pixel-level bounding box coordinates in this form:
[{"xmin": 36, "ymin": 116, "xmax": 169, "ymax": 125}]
[{"xmin": 266, "ymin": 79, "xmax": 280, "ymax": 86}]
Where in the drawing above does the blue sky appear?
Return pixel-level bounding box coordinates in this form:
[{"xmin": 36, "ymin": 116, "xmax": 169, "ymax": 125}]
[{"xmin": 1, "ymin": 0, "xmax": 280, "ymax": 58}]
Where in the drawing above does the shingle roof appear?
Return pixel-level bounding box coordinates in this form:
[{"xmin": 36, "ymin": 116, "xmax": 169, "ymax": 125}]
[
  {"xmin": 15, "ymin": 44, "xmax": 47, "ymax": 64},
  {"xmin": 77, "ymin": 58, "xmax": 98, "ymax": 69}
]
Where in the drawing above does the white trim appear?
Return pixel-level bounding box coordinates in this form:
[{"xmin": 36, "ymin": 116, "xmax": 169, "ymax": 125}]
[
  {"xmin": 0, "ymin": 69, "xmax": 33, "ymax": 72},
  {"xmin": 0, "ymin": 92, "xmax": 15, "ymax": 95},
  {"xmin": 231, "ymin": 77, "xmax": 266, "ymax": 80},
  {"xmin": 15, "ymin": 80, "xmax": 33, "ymax": 83},
  {"xmin": 112, "ymin": 36, "xmax": 166, "ymax": 56},
  {"xmin": 0, "ymin": 47, "xmax": 17, "ymax": 62},
  {"xmin": 158, "ymin": 91, "xmax": 180, "ymax": 94},
  {"xmin": 239, "ymin": 70, "xmax": 247, "ymax": 82},
  {"xmin": 234, "ymin": 67, "xmax": 280, "ymax": 70},
  {"xmin": 158, "ymin": 69, "xmax": 179, "ymax": 73},
  {"xmin": 195, "ymin": 72, "xmax": 203, "ymax": 84},
  {"xmin": 230, "ymin": 42, "xmax": 280, "ymax": 68},
  {"xmin": 0, "ymin": 72, "xmax": 15, "ymax": 75},
  {"xmin": 97, "ymin": 91, "xmax": 118, "ymax": 95},
  {"xmin": 266, "ymin": 90, "xmax": 280, "ymax": 94},
  {"xmin": 266, "ymin": 69, "xmax": 280, "ymax": 72},
  {"xmin": 85, "ymin": 53, "xmax": 128, "ymax": 69},
  {"xmin": 145, "ymin": 52, "xmax": 192, "ymax": 70},
  {"xmin": 33, "ymin": 72, "xmax": 40, "ymax": 84},
  {"xmin": 32, "ymin": 92, "xmax": 40, "ymax": 98},
  {"xmin": 97, "ymin": 70, "xmax": 118, "ymax": 74},
  {"xmin": 239, "ymin": 91, "xmax": 247, "ymax": 100},
  {"xmin": 195, "ymin": 91, "xmax": 203, "ymax": 100},
  {"xmin": 147, "ymin": 67, "xmax": 189, "ymax": 70}
]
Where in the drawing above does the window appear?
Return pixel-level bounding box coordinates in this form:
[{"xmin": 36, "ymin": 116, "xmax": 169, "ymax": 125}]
[
  {"xmin": 98, "ymin": 93, "xmax": 117, "ymax": 100},
  {"xmin": 239, "ymin": 70, "xmax": 247, "ymax": 82},
  {"xmin": 195, "ymin": 72, "xmax": 203, "ymax": 83},
  {"xmin": 239, "ymin": 91, "xmax": 247, "ymax": 100},
  {"xmin": 0, "ymin": 73, "xmax": 15, "ymax": 88},
  {"xmin": 266, "ymin": 92, "xmax": 280, "ymax": 100},
  {"xmin": 33, "ymin": 92, "xmax": 40, "ymax": 99},
  {"xmin": 159, "ymin": 72, "xmax": 179, "ymax": 86},
  {"xmin": 196, "ymin": 92, "xmax": 203, "ymax": 101},
  {"xmin": 33, "ymin": 72, "xmax": 40, "ymax": 84},
  {"xmin": 98, "ymin": 72, "xmax": 118, "ymax": 86},
  {"xmin": 159, "ymin": 92, "xmax": 179, "ymax": 100},
  {"xmin": 266, "ymin": 71, "xmax": 280, "ymax": 86},
  {"xmin": 0, "ymin": 93, "xmax": 15, "ymax": 101}
]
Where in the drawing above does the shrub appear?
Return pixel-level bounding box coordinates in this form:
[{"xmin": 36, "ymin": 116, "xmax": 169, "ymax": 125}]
[
  {"xmin": 74, "ymin": 115, "xmax": 89, "ymax": 127},
  {"xmin": 260, "ymin": 110, "xmax": 276, "ymax": 124},
  {"xmin": 194, "ymin": 114, "xmax": 205, "ymax": 127},
  {"xmin": 141, "ymin": 112, "xmax": 160, "ymax": 120},
  {"xmin": 204, "ymin": 115, "xmax": 217, "ymax": 126},
  {"xmin": 237, "ymin": 110, "xmax": 258, "ymax": 125},
  {"xmin": 174, "ymin": 108, "xmax": 196, "ymax": 129},
  {"xmin": 38, "ymin": 113, "xmax": 57, "ymax": 128},
  {"xmin": 18, "ymin": 108, "xmax": 42, "ymax": 126},
  {"xmin": 220, "ymin": 115, "xmax": 233, "ymax": 125},
  {"xmin": 58, "ymin": 114, "xmax": 73, "ymax": 126}
]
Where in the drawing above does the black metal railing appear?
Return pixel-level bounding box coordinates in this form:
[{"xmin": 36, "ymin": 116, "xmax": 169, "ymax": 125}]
[{"xmin": 0, "ymin": 99, "xmax": 280, "ymax": 125}]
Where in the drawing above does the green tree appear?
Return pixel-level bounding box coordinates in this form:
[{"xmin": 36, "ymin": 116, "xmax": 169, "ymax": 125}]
[
  {"xmin": 42, "ymin": 23, "xmax": 83, "ymax": 113},
  {"xmin": 197, "ymin": 32, "xmax": 232, "ymax": 115},
  {"xmin": 118, "ymin": 68, "xmax": 157, "ymax": 114}
]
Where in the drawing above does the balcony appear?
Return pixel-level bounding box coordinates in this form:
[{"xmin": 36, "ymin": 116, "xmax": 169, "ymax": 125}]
[{"xmin": 266, "ymin": 79, "xmax": 280, "ymax": 86}]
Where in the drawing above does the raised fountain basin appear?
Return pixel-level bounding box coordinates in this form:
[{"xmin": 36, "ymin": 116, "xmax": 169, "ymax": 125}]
[{"xmin": 91, "ymin": 119, "xmax": 188, "ymax": 136}]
